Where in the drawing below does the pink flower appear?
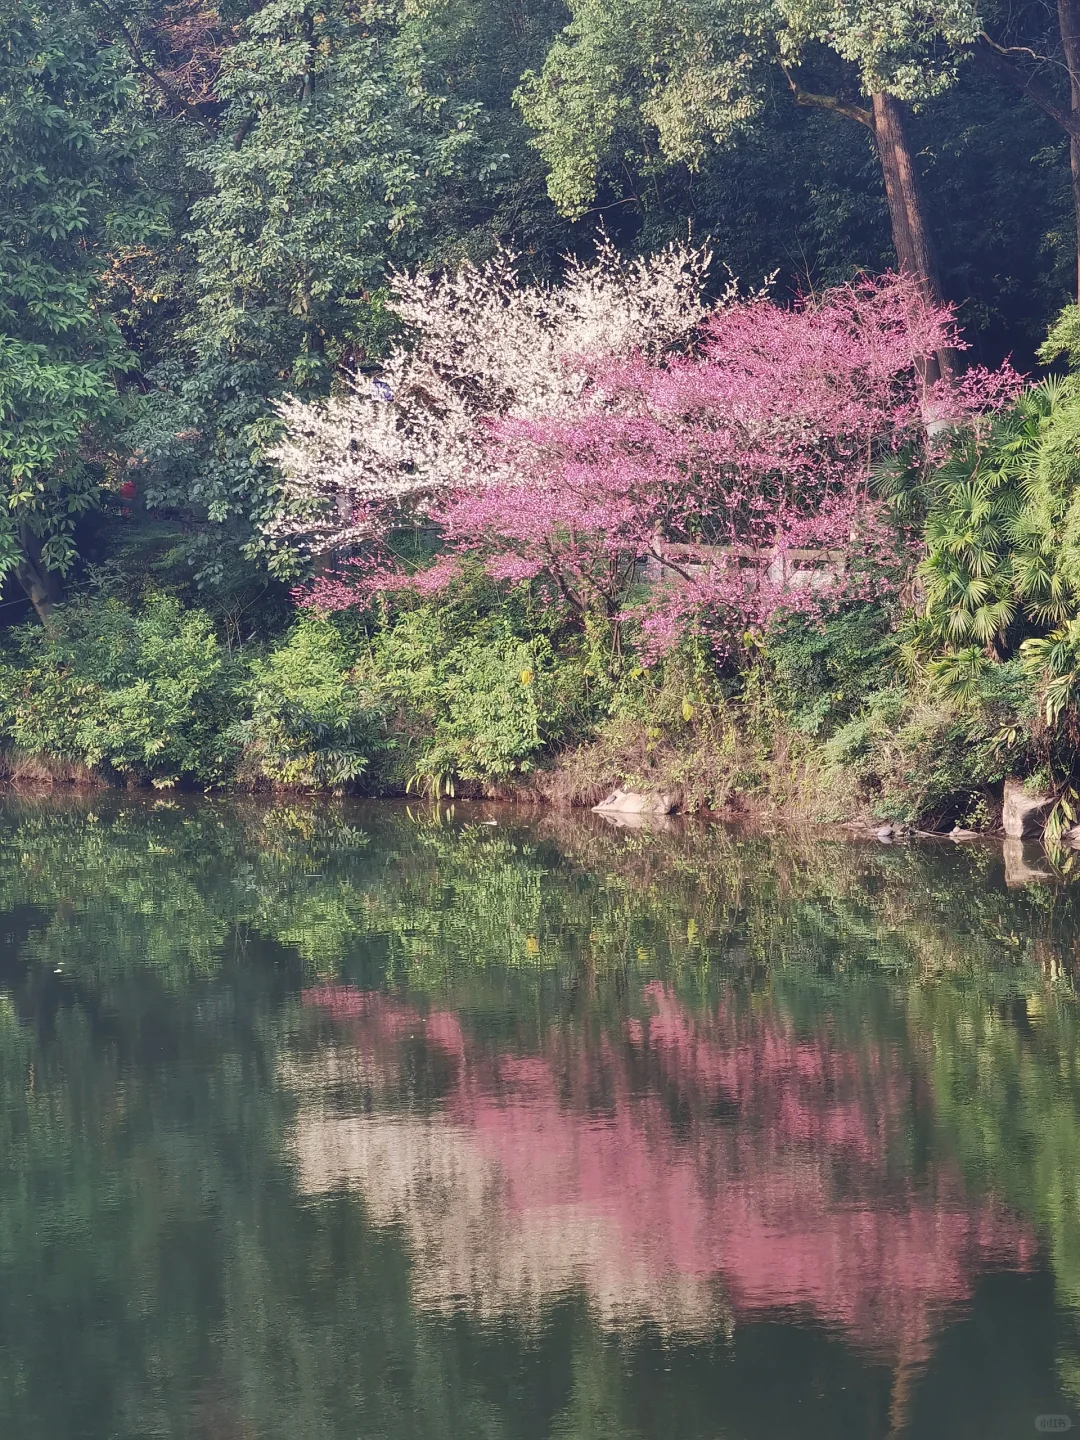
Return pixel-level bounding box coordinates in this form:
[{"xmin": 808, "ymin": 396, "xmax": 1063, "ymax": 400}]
[{"xmin": 296, "ymin": 272, "xmax": 1019, "ymax": 653}]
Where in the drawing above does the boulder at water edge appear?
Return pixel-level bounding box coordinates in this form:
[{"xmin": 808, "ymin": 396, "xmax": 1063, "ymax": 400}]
[
  {"xmin": 1003, "ymin": 779, "xmax": 1055, "ymax": 839},
  {"xmin": 592, "ymin": 788, "xmax": 675, "ymax": 816}
]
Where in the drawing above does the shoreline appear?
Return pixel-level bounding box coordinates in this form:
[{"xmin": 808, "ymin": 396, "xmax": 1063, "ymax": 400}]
[{"xmin": 0, "ymin": 763, "xmax": 1024, "ymax": 849}]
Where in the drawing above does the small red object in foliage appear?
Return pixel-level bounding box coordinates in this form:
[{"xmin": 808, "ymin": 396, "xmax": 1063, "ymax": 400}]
[{"xmin": 119, "ymin": 480, "xmax": 137, "ymax": 501}]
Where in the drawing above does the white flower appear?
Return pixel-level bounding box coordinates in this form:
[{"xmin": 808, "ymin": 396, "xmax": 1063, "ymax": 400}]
[{"xmin": 265, "ymin": 237, "xmax": 717, "ymax": 556}]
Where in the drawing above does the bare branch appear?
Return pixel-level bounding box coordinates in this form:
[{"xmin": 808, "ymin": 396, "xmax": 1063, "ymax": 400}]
[{"xmin": 974, "ymin": 33, "xmax": 1080, "ymax": 137}]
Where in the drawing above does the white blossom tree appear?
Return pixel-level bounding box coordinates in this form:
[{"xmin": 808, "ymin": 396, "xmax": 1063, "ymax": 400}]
[{"xmin": 264, "ymin": 237, "xmax": 713, "ymax": 558}]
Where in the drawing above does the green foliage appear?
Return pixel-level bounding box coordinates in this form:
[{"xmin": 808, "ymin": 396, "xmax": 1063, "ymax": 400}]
[
  {"xmin": 367, "ymin": 588, "xmax": 594, "ymax": 793},
  {"xmin": 517, "ymin": 0, "xmax": 979, "ymax": 219},
  {"xmin": 877, "ymin": 385, "xmax": 1062, "ymax": 680},
  {"xmin": 881, "ymin": 376, "xmax": 1080, "ymax": 747},
  {"xmin": 0, "ymin": 583, "xmax": 598, "ymax": 796},
  {"xmin": 1023, "ymin": 620, "xmax": 1080, "ymax": 727},
  {"xmin": 237, "ymin": 615, "xmax": 387, "ymax": 787},
  {"xmin": 918, "ymin": 427, "xmax": 1030, "ymax": 655},
  {"xmin": 193, "ymin": 0, "xmax": 479, "ymax": 360},
  {"xmin": 846, "ymin": 352, "xmax": 1080, "ymax": 820},
  {"xmin": 0, "ymin": 0, "xmax": 1074, "ymax": 624},
  {"xmin": 1, "ymin": 0, "xmax": 1079, "ymax": 832},
  {"xmin": 822, "ymin": 661, "xmax": 1035, "ymax": 825},
  {"xmin": 0, "ymin": 594, "xmax": 239, "ymax": 783},
  {"xmin": 0, "ymin": 0, "xmax": 162, "ymax": 605},
  {"xmin": 539, "ymin": 636, "xmax": 792, "ymax": 813},
  {"xmin": 763, "ymin": 605, "xmax": 898, "ymax": 737},
  {"xmin": 517, "ymin": 0, "xmax": 768, "ymax": 219},
  {"xmin": 124, "ymin": 0, "xmax": 572, "ymax": 588}
]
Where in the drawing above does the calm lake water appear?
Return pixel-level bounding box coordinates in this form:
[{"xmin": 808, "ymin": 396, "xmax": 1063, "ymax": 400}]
[{"xmin": 1, "ymin": 796, "xmax": 1079, "ymax": 1438}]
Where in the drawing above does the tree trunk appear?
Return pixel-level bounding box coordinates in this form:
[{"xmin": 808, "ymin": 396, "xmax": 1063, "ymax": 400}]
[
  {"xmin": 871, "ymin": 92, "xmax": 955, "ymax": 386},
  {"xmin": 785, "ymin": 76, "xmax": 956, "ymax": 404},
  {"xmin": 1059, "ymin": 0, "xmax": 1080, "ymax": 298},
  {"xmin": 783, "ymin": 77, "xmax": 949, "ymax": 339},
  {"xmin": 14, "ymin": 528, "xmax": 63, "ymax": 625}
]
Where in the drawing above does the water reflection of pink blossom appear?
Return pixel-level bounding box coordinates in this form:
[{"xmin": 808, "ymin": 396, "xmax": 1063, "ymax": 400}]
[{"xmin": 293, "ymin": 983, "xmax": 1036, "ymax": 1360}]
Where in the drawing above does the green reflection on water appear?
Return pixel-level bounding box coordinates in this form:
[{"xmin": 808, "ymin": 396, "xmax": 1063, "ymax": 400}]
[{"xmin": 0, "ymin": 796, "xmax": 1077, "ymax": 1438}]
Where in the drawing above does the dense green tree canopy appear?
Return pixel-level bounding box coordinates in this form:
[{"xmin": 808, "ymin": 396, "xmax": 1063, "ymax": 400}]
[
  {"xmin": 0, "ymin": 0, "xmax": 161, "ymax": 618},
  {"xmin": 514, "ymin": 0, "xmax": 1079, "ymax": 360},
  {"xmin": 514, "ymin": 0, "xmax": 984, "ymax": 213},
  {"xmin": 113, "ymin": 0, "xmax": 575, "ymax": 589}
]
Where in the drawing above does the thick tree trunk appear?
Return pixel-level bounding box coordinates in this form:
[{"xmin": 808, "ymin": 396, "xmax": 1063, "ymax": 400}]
[
  {"xmin": 784, "ymin": 76, "xmax": 949, "ymax": 338},
  {"xmin": 785, "ymin": 75, "xmax": 956, "ymax": 406},
  {"xmin": 1059, "ymin": 0, "xmax": 1080, "ymax": 298},
  {"xmin": 871, "ymin": 92, "xmax": 955, "ymax": 386},
  {"xmin": 14, "ymin": 528, "xmax": 63, "ymax": 625},
  {"xmin": 871, "ymin": 93, "xmax": 944, "ymax": 304}
]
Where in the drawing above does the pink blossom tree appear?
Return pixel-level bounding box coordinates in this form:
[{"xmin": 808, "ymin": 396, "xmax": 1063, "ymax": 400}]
[{"xmin": 300, "ymin": 269, "xmax": 1020, "ymax": 654}]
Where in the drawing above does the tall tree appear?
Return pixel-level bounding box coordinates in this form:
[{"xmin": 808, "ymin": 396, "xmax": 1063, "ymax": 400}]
[
  {"xmin": 973, "ymin": 0, "xmax": 1080, "ymax": 299},
  {"xmin": 516, "ymin": 0, "xmax": 981, "ymax": 381},
  {"xmin": 122, "ymin": 0, "xmax": 574, "ymax": 587},
  {"xmin": 0, "ymin": 0, "xmax": 160, "ymax": 620}
]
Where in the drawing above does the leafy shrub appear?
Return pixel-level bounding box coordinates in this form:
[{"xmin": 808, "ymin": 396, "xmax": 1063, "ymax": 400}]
[
  {"xmin": 763, "ymin": 605, "xmax": 898, "ymax": 737},
  {"xmin": 823, "ymin": 661, "xmax": 1036, "ymax": 826},
  {"xmin": 363, "ymin": 580, "xmax": 600, "ymax": 794},
  {"xmin": 885, "ymin": 377, "xmax": 1080, "ymax": 718},
  {"xmin": 373, "ymin": 609, "xmax": 551, "ymax": 793},
  {"xmin": 0, "ymin": 595, "xmax": 238, "ymax": 784},
  {"xmin": 236, "ymin": 615, "xmax": 387, "ymax": 788}
]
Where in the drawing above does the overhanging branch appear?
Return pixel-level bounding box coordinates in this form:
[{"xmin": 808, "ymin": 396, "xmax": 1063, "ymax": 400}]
[
  {"xmin": 92, "ymin": 0, "xmax": 216, "ymax": 125},
  {"xmin": 974, "ymin": 33, "xmax": 1080, "ymax": 138},
  {"xmin": 778, "ymin": 62, "xmax": 873, "ymax": 129}
]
